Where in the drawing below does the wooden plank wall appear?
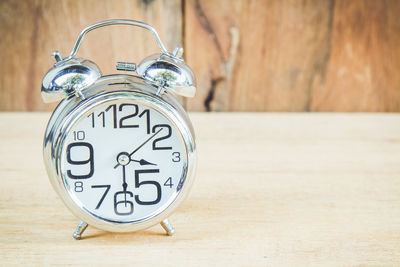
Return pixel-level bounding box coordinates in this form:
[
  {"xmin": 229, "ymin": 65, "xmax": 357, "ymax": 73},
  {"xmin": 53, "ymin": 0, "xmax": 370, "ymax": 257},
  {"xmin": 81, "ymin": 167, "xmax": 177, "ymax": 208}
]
[
  {"xmin": 0, "ymin": 0, "xmax": 399, "ymax": 112},
  {"xmin": 0, "ymin": 0, "xmax": 182, "ymax": 111}
]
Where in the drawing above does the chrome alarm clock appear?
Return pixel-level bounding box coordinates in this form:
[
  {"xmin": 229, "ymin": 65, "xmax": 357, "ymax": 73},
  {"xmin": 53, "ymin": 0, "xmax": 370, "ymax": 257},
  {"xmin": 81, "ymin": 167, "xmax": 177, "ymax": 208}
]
[{"xmin": 41, "ymin": 19, "xmax": 196, "ymax": 239}]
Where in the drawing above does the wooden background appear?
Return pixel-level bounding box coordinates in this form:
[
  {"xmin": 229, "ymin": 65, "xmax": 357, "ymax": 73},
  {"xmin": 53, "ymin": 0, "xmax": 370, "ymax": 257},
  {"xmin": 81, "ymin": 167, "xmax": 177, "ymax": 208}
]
[{"xmin": 0, "ymin": 0, "xmax": 399, "ymax": 112}]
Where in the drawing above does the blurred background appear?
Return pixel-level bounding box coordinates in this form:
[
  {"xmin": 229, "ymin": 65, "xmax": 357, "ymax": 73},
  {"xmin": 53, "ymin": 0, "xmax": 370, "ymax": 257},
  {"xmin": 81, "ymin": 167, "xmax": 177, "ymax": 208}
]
[{"xmin": 0, "ymin": 0, "xmax": 399, "ymax": 112}]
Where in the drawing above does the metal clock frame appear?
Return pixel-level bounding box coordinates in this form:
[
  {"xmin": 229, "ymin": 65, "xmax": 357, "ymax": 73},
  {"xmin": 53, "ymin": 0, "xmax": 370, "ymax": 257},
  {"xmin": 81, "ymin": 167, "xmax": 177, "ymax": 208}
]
[{"xmin": 43, "ymin": 74, "xmax": 197, "ymax": 237}]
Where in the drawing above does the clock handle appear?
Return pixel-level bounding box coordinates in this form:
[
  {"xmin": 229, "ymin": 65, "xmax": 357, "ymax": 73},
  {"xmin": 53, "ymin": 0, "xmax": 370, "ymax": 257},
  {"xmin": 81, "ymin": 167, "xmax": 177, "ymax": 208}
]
[
  {"xmin": 41, "ymin": 19, "xmax": 196, "ymax": 103},
  {"xmin": 65, "ymin": 19, "xmax": 170, "ymax": 61}
]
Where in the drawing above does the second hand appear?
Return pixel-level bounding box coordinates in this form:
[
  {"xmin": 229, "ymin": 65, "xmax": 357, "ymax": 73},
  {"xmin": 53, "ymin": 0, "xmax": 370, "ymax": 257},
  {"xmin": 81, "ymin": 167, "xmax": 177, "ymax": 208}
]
[{"xmin": 114, "ymin": 128, "xmax": 163, "ymax": 169}]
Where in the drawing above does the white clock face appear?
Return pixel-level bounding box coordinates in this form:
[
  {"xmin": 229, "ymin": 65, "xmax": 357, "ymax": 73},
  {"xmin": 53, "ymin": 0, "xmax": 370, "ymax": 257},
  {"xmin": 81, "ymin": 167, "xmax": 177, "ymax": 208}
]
[{"xmin": 60, "ymin": 98, "xmax": 187, "ymax": 223}]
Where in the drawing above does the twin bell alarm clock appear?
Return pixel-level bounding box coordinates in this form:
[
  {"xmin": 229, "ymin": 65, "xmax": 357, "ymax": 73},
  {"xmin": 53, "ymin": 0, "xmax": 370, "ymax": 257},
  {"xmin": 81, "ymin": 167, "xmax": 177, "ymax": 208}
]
[{"xmin": 41, "ymin": 19, "xmax": 197, "ymax": 239}]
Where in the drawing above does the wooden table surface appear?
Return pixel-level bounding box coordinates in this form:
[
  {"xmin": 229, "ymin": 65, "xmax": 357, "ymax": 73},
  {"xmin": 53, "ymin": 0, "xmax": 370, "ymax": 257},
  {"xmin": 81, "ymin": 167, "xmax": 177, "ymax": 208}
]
[{"xmin": 1, "ymin": 113, "xmax": 399, "ymax": 266}]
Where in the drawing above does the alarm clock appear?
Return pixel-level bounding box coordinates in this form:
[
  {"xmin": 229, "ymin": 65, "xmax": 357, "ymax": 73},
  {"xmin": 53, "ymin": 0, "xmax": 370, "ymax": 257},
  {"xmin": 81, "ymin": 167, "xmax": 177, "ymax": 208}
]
[{"xmin": 41, "ymin": 19, "xmax": 197, "ymax": 239}]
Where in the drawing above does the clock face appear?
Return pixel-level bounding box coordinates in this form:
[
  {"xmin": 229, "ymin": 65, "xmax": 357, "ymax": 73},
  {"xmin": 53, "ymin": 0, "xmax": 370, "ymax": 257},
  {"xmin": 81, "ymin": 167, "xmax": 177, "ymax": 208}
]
[{"xmin": 59, "ymin": 98, "xmax": 187, "ymax": 223}]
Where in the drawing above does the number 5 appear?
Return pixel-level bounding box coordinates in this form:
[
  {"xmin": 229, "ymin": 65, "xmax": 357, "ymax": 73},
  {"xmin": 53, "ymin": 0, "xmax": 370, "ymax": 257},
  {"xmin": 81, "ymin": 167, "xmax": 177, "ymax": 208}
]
[{"xmin": 134, "ymin": 169, "xmax": 161, "ymax": 205}]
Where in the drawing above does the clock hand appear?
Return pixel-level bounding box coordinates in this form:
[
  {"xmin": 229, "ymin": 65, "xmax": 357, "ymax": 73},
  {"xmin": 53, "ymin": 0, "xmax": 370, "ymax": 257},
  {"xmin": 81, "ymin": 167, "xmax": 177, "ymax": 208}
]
[
  {"xmin": 129, "ymin": 128, "xmax": 163, "ymax": 157},
  {"xmin": 116, "ymin": 152, "xmax": 130, "ymax": 207},
  {"xmin": 130, "ymin": 158, "xmax": 157, "ymax": 166},
  {"xmin": 115, "ymin": 152, "xmax": 157, "ymax": 167},
  {"xmin": 114, "ymin": 128, "xmax": 163, "ymax": 169},
  {"xmin": 121, "ymin": 165, "xmax": 127, "ymax": 206}
]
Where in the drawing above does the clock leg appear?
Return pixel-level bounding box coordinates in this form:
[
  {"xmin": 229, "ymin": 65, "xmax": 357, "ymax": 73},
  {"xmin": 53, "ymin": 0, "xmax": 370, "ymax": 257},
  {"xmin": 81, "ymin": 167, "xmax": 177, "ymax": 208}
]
[
  {"xmin": 73, "ymin": 220, "xmax": 88, "ymax": 240},
  {"xmin": 160, "ymin": 219, "xmax": 175, "ymax": 236}
]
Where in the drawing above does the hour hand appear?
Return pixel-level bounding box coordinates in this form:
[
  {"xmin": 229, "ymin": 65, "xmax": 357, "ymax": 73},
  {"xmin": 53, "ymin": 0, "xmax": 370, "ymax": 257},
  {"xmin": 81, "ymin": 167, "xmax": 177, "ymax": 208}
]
[{"xmin": 131, "ymin": 158, "xmax": 157, "ymax": 166}]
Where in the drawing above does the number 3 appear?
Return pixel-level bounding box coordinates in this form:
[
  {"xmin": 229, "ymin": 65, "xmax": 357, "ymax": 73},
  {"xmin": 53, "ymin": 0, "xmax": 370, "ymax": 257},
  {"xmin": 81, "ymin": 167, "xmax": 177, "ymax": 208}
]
[{"xmin": 172, "ymin": 152, "xmax": 181, "ymax": 162}]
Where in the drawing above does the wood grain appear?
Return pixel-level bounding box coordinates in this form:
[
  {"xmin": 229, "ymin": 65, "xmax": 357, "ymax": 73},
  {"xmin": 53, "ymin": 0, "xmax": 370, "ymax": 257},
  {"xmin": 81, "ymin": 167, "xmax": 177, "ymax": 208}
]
[
  {"xmin": 184, "ymin": 0, "xmax": 400, "ymax": 111},
  {"xmin": 0, "ymin": 0, "xmax": 182, "ymax": 111},
  {"xmin": 185, "ymin": 0, "xmax": 334, "ymax": 111},
  {"xmin": 311, "ymin": 0, "xmax": 400, "ymax": 111},
  {"xmin": 0, "ymin": 0, "xmax": 400, "ymax": 111},
  {"xmin": 1, "ymin": 112, "xmax": 400, "ymax": 266}
]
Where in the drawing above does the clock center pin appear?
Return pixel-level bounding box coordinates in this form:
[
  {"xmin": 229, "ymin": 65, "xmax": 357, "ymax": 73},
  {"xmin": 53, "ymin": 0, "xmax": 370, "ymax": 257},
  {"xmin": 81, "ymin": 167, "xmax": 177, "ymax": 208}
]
[{"xmin": 117, "ymin": 152, "xmax": 130, "ymax": 166}]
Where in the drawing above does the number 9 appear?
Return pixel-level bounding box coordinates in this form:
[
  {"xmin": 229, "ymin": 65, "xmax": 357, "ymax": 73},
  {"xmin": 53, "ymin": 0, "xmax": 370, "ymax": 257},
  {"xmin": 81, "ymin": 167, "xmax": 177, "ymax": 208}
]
[{"xmin": 66, "ymin": 142, "xmax": 94, "ymax": 179}]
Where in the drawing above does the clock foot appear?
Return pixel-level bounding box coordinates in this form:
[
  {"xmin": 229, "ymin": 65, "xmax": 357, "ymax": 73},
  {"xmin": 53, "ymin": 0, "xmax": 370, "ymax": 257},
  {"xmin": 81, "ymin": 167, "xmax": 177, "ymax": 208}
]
[
  {"xmin": 73, "ymin": 220, "xmax": 88, "ymax": 240},
  {"xmin": 160, "ymin": 219, "xmax": 175, "ymax": 236}
]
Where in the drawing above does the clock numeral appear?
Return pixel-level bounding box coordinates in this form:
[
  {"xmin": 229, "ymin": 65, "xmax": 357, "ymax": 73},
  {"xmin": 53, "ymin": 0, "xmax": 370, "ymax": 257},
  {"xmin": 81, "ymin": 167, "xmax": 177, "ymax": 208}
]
[
  {"xmin": 73, "ymin": 131, "xmax": 85, "ymax": 141},
  {"xmin": 88, "ymin": 113, "xmax": 95, "ymax": 128},
  {"xmin": 91, "ymin": 185, "xmax": 111, "ymax": 209},
  {"xmin": 66, "ymin": 142, "xmax": 94, "ymax": 179},
  {"xmin": 88, "ymin": 104, "xmax": 151, "ymax": 130},
  {"xmin": 105, "ymin": 104, "xmax": 117, "ymax": 128},
  {"xmin": 98, "ymin": 112, "xmax": 105, "ymax": 127},
  {"xmin": 114, "ymin": 191, "xmax": 134, "ymax": 215},
  {"xmin": 172, "ymin": 152, "xmax": 181, "ymax": 162},
  {"xmin": 164, "ymin": 177, "xmax": 174, "ymax": 188},
  {"xmin": 74, "ymin": 181, "xmax": 84, "ymax": 192},
  {"xmin": 152, "ymin": 125, "xmax": 172, "ymax": 150},
  {"xmin": 119, "ymin": 104, "xmax": 139, "ymax": 128},
  {"xmin": 134, "ymin": 169, "xmax": 161, "ymax": 205},
  {"xmin": 139, "ymin": 109, "xmax": 150, "ymax": 134}
]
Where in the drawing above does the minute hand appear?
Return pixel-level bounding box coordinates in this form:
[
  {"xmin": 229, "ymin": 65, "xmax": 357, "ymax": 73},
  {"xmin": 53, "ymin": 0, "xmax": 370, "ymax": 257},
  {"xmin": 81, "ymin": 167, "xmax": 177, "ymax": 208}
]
[{"xmin": 114, "ymin": 128, "xmax": 163, "ymax": 169}]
